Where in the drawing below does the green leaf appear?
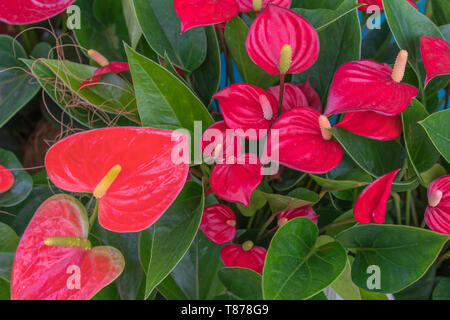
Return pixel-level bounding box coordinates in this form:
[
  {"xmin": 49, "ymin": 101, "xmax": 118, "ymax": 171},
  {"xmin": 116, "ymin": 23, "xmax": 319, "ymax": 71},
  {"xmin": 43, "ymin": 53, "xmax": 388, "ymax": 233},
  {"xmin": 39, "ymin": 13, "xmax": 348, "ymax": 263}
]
[
  {"xmin": 292, "ymin": 0, "xmax": 362, "ymax": 32},
  {"xmin": 158, "ymin": 274, "xmax": 189, "ymax": 300},
  {"xmin": 122, "ymin": 0, "xmax": 142, "ymax": 49},
  {"xmin": 139, "ymin": 181, "xmax": 204, "ymax": 299},
  {"xmin": 0, "ymin": 35, "xmax": 40, "ymax": 127},
  {"xmin": 402, "ymin": 100, "xmax": 440, "ymax": 179},
  {"xmin": 310, "ymin": 173, "xmax": 370, "ymax": 191},
  {"xmin": 38, "ymin": 59, "xmax": 140, "ymax": 123},
  {"xmin": 383, "ymin": 0, "xmax": 444, "ymax": 85},
  {"xmin": 133, "ymin": 0, "xmax": 206, "ymax": 72},
  {"xmin": 359, "ymin": 288, "xmax": 389, "ymax": 300},
  {"xmin": 169, "ymin": 232, "xmax": 224, "ymax": 300},
  {"xmin": 262, "ymin": 188, "xmax": 319, "ymax": 214},
  {"xmin": 22, "ymin": 59, "xmax": 132, "ymax": 128},
  {"xmin": 420, "ymin": 164, "xmax": 447, "ymax": 187},
  {"xmin": 0, "ymin": 148, "xmax": 32, "ymax": 208},
  {"xmin": 263, "ymin": 218, "xmax": 347, "ymax": 299},
  {"xmin": 0, "ymin": 252, "xmax": 14, "ymax": 281},
  {"xmin": 419, "ymin": 109, "xmax": 450, "ymax": 163},
  {"xmin": 0, "ymin": 278, "xmax": 10, "ymax": 300},
  {"xmin": 224, "ymin": 17, "xmax": 278, "ymax": 89},
  {"xmin": 333, "ymin": 127, "xmax": 406, "ymax": 177},
  {"xmin": 125, "ymin": 45, "xmax": 214, "ymax": 138},
  {"xmin": 336, "ymin": 224, "xmax": 449, "ymax": 293},
  {"xmin": 218, "ymin": 267, "xmax": 263, "ymax": 300},
  {"xmin": 292, "ymin": 7, "xmax": 361, "ymax": 102},
  {"xmin": 330, "ymin": 257, "xmax": 361, "ymax": 300},
  {"xmin": 192, "ymin": 26, "xmax": 221, "ymax": 107},
  {"xmin": 428, "ymin": 0, "xmax": 450, "ymax": 31},
  {"xmin": 74, "ymin": 0, "xmax": 130, "ymax": 61},
  {"xmin": 236, "ymin": 189, "xmax": 267, "ymax": 217},
  {"xmin": 0, "ymin": 222, "xmax": 19, "ymax": 252},
  {"xmin": 433, "ymin": 278, "xmax": 450, "ymax": 300},
  {"xmin": 325, "ymin": 210, "xmax": 357, "ymax": 238}
]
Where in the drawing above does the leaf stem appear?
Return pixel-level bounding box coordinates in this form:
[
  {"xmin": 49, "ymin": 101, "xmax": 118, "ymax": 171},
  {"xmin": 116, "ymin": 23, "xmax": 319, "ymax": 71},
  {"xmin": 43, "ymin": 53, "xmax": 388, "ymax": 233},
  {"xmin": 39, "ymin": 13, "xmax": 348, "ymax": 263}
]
[
  {"xmin": 392, "ymin": 192, "xmax": 402, "ymax": 225},
  {"xmin": 318, "ymin": 218, "xmax": 357, "ymax": 233},
  {"xmin": 405, "ymin": 190, "xmax": 411, "ymax": 225}
]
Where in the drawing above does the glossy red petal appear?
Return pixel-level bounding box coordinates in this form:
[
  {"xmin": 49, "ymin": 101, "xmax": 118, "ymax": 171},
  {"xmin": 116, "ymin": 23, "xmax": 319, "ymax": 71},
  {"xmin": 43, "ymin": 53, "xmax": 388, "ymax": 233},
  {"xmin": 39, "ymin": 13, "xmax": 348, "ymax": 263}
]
[
  {"xmin": 278, "ymin": 205, "xmax": 318, "ymax": 224},
  {"xmin": 214, "ymin": 84, "xmax": 278, "ymax": 140},
  {"xmin": 45, "ymin": 127, "xmax": 189, "ymax": 233},
  {"xmin": 420, "ymin": 36, "xmax": 450, "ymax": 86},
  {"xmin": 210, "ymin": 154, "xmax": 263, "ymax": 206},
  {"xmin": 11, "ymin": 195, "xmax": 124, "ymax": 300},
  {"xmin": 297, "ymin": 80, "xmax": 322, "ymax": 113},
  {"xmin": 266, "ymin": 107, "xmax": 343, "ymax": 174},
  {"xmin": 220, "ymin": 243, "xmax": 267, "ymax": 273},
  {"xmin": 0, "ymin": 0, "xmax": 76, "ymax": 25},
  {"xmin": 0, "ymin": 164, "xmax": 14, "ymax": 193},
  {"xmin": 246, "ymin": 5, "xmax": 319, "ymax": 75},
  {"xmin": 334, "ymin": 111, "xmax": 402, "ymax": 141},
  {"xmin": 353, "ymin": 169, "xmax": 401, "ymax": 224},
  {"xmin": 200, "ymin": 121, "xmax": 243, "ymax": 164},
  {"xmin": 268, "ymin": 83, "xmax": 309, "ymax": 114},
  {"xmin": 236, "ymin": 0, "xmax": 291, "ymax": 12},
  {"xmin": 200, "ymin": 204, "xmax": 236, "ymax": 244},
  {"xmin": 357, "ymin": 0, "xmax": 418, "ymax": 11},
  {"xmin": 425, "ymin": 175, "xmax": 450, "ymax": 234},
  {"xmin": 79, "ymin": 62, "xmax": 129, "ymax": 90},
  {"xmin": 174, "ymin": 0, "xmax": 239, "ymax": 33},
  {"xmin": 325, "ymin": 60, "xmax": 418, "ymax": 116}
]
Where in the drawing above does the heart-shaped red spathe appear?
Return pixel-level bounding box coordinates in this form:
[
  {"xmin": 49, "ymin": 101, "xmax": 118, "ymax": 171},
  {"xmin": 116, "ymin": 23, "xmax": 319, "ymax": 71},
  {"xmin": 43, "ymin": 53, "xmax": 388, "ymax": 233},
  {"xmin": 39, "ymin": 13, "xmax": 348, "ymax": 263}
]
[
  {"xmin": 0, "ymin": 0, "xmax": 76, "ymax": 25},
  {"xmin": 334, "ymin": 111, "xmax": 403, "ymax": 141},
  {"xmin": 174, "ymin": 0, "xmax": 239, "ymax": 33},
  {"xmin": 268, "ymin": 83, "xmax": 308, "ymax": 114},
  {"xmin": 11, "ymin": 194, "xmax": 124, "ymax": 300},
  {"xmin": 0, "ymin": 164, "xmax": 14, "ymax": 193},
  {"xmin": 297, "ymin": 80, "xmax": 322, "ymax": 113},
  {"xmin": 325, "ymin": 60, "xmax": 418, "ymax": 116},
  {"xmin": 80, "ymin": 62, "xmax": 130, "ymax": 90},
  {"xmin": 236, "ymin": 0, "xmax": 291, "ymax": 12},
  {"xmin": 266, "ymin": 107, "xmax": 343, "ymax": 174},
  {"xmin": 214, "ymin": 84, "xmax": 278, "ymax": 140},
  {"xmin": 353, "ymin": 169, "xmax": 401, "ymax": 224},
  {"xmin": 420, "ymin": 36, "xmax": 450, "ymax": 86},
  {"xmin": 246, "ymin": 5, "xmax": 319, "ymax": 75},
  {"xmin": 45, "ymin": 127, "xmax": 189, "ymax": 233},
  {"xmin": 200, "ymin": 121, "xmax": 243, "ymax": 164},
  {"xmin": 210, "ymin": 153, "xmax": 263, "ymax": 206},
  {"xmin": 425, "ymin": 175, "xmax": 450, "ymax": 234},
  {"xmin": 200, "ymin": 204, "xmax": 236, "ymax": 244},
  {"xmin": 357, "ymin": 0, "xmax": 418, "ymax": 11},
  {"xmin": 277, "ymin": 205, "xmax": 318, "ymax": 226},
  {"xmin": 220, "ymin": 242, "xmax": 267, "ymax": 273}
]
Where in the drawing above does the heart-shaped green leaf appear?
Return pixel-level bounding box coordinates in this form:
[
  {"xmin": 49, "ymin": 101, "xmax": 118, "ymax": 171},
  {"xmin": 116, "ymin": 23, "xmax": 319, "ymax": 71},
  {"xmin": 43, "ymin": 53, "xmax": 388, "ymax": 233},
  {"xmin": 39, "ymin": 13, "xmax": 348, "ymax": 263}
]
[
  {"xmin": 218, "ymin": 267, "xmax": 263, "ymax": 300},
  {"xmin": 236, "ymin": 189, "xmax": 267, "ymax": 217},
  {"xmin": 337, "ymin": 224, "xmax": 449, "ymax": 293},
  {"xmin": 132, "ymin": 0, "xmax": 206, "ymax": 72},
  {"xmin": 263, "ymin": 217, "xmax": 347, "ymax": 299},
  {"xmin": 139, "ymin": 181, "xmax": 204, "ymax": 299},
  {"xmin": 419, "ymin": 109, "xmax": 450, "ymax": 163},
  {"xmin": 262, "ymin": 188, "xmax": 319, "ymax": 214},
  {"xmin": 0, "ymin": 35, "xmax": 40, "ymax": 128}
]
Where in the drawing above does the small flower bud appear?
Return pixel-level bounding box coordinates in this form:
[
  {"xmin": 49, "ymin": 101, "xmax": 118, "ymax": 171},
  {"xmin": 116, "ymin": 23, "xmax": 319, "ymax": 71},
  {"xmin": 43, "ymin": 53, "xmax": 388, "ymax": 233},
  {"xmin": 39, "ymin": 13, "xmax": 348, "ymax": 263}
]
[
  {"xmin": 428, "ymin": 189, "xmax": 443, "ymax": 207},
  {"xmin": 391, "ymin": 50, "xmax": 408, "ymax": 83},
  {"xmin": 318, "ymin": 115, "xmax": 332, "ymax": 140},
  {"xmin": 259, "ymin": 94, "xmax": 273, "ymax": 120},
  {"xmin": 242, "ymin": 240, "xmax": 254, "ymax": 251}
]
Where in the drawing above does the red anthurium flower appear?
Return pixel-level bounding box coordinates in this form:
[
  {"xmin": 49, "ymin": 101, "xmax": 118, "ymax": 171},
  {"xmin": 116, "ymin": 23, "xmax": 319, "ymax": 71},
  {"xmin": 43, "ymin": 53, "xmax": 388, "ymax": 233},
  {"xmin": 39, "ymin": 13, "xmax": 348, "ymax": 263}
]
[
  {"xmin": 0, "ymin": 0, "xmax": 76, "ymax": 25},
  {"xmin": 268, "ymin": 83, "xmax": 308, "ymax": 114},
  {"xmin": 80, "ymin": 50, "xmax": 129, "ymax": 90},
  {"xmin": 214, "ymin": 84, "xmax": 278, "ymax": 140},
  {"xmin": 200, "ymin": 204, "xmax": 236, "ymax": 244},
  {"xmin": 420, "ymin": 36, "xmax": 450, "ymax": 86},
  {"xmin": 297, "ymin": 80, "xmax": 322, "ymax": 113},
  {"xmin": 325, "ymin": 51, "xmax": 418, "ymax": 116},
  {"xmin": 200, "ymin": 121, "xmax": 243, "ymax": 164},
  {"xmin": 220, "ymin": 241, "xmax": 267, "ymax": 273},
  {"xmin": 0, "ymin": 164, "xmax": 14, "ymax": 193},
  {"xmin": 246, "ymin": 5, "xmax": 319, "ymax": 75},
  {"xmin": 425, "ymin": 175, "xmax": 450, "ymax": 234},
  {"xmin": 236, "ymin": 0, "xmax": 291, "ymax": 12},
  {"xmin": 357, "ymin": 0, "xmax": 418, "ymax": 11},
  {"xmin": 334, "ymin": 111, "xmax": 402, "ymax": 141},
  {"xmin": 354, "ymin": 169, "xmax": 401, "ymax": 224},
  {"xmin": 210, "ymin": 153, "xmax": 263, "ymax": 206},
  {"xmin": 11, "ymin": 194, "xmax": 124, "ymax": 300},
  {"xmin": 266, "ymin": 107, "xmax": 343, "ymax": 174},
  {"xmin": 277, "ymin": 205, "xmax": 318, "ymax": 227},
  {"xmin": 45, "ymin": 127, "xmax": 189, "ymax": 233},
  {"xmin": 174, "ymin": 0, "xmax": 239, "ymax": 33}
]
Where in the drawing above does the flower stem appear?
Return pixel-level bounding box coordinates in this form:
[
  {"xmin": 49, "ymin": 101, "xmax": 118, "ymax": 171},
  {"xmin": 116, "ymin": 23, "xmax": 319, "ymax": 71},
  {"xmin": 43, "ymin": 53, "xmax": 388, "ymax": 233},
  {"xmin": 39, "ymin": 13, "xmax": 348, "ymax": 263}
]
[
  {"xmin": 89, "ymin": 200, "xmax": 99, "ymax": 230},
  {"xmin": 277, "ymin": 73, "xmax": 286, "ymax": 118},
  {"xmin": 392, "ymin": 192, "xmax": 402, "ymax": 225},
  {"xmin": 318, "ymin": 218, "xmax": 356, "ymax": 233},
  {"xmin": 405, "ymin": 190, "xmax": 411, "ymax": 225}
]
